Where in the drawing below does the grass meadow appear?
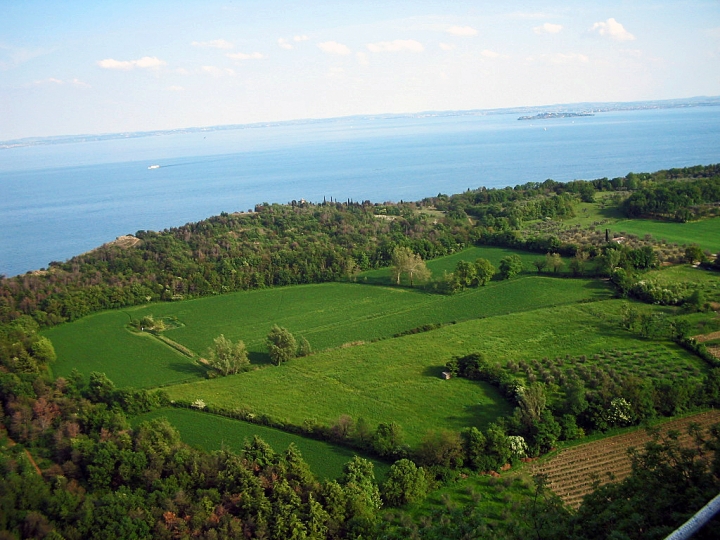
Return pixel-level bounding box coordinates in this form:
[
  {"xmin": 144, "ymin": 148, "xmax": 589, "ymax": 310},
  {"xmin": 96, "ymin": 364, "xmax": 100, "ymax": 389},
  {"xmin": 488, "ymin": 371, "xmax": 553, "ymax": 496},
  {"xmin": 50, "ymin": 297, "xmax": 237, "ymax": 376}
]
[
  {"xmin": 612, "ymin": 218, "xmax": 720, "ymax": 252},
  {"xmin": 163, "ymin": 300, "xmax": 699, "ymax": 445},
  {"xmin": 46, "ymin": 251, "xmax": 610, "ymax": 388},
  {"xmin": 45, "ymin": 310, "xmax": 206, "ymax": 388},
  {"xmin": 131, "ymin": 408, "xmax": 390, "ymax": 481}
]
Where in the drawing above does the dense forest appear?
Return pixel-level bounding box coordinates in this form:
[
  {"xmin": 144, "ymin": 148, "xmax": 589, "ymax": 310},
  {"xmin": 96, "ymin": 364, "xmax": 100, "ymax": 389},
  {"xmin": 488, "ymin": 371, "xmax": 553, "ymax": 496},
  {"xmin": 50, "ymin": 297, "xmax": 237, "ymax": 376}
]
[{"xmin": 2, "ymin": 163, "xmax": 720, "ymax": 538}]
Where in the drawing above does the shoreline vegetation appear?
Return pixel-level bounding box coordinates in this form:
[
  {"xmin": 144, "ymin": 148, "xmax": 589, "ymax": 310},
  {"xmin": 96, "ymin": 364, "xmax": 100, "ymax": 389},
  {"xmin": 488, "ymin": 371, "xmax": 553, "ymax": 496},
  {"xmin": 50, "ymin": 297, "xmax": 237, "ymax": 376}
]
[
  {"xmin": 2, "ymin": 163, "xmax": 720, "ymax": 538},
  {"xmin": 2, "ymin": 95, "xmax": 719, "ymax": 149}
]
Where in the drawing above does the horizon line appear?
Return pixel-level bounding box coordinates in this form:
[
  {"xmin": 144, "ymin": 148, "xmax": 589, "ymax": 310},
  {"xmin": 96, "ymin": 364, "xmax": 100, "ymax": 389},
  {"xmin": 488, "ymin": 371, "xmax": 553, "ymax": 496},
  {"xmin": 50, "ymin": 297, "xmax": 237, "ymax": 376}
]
[{"xmin": 3, "ymin": 94, "xmax": 720, "ymax": 148}]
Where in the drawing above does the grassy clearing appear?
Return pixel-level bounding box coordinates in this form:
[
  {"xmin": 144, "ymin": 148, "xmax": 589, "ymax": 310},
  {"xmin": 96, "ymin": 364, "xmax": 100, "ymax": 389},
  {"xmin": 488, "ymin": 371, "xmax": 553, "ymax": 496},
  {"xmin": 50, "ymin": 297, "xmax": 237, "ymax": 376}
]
[
  {"xmin": 611, "ymin": 218, "xmax": 720, "ymax": 252},
  {"xmin": 131, "ymin": 407, "xmax": 389, "ymax": 481},
  {"xmin": 392, "ymin": 472, "xmax": 535, "ymax": 526},
  {"xmin": 45, "ymin": 310, "xmax": 205, "ymax": 388},
  {"xmin": 46, "ymin": 274, "xmax": 608, "ymax": 388},
  {"xmin": 164, "ymin": 301, "xmax": 698, "ymax": 445}
]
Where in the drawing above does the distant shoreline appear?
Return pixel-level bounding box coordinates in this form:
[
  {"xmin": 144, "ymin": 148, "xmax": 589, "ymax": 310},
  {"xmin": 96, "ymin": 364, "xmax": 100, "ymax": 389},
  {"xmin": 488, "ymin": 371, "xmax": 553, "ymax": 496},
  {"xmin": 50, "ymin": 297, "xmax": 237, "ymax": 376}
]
[
  {"xmin": 518, "ymin": 112, "xmax": 595, "ymax": 121},
  {"xmin": 2, "ymin": 95, "xmax": 719, "ymax": 150}
]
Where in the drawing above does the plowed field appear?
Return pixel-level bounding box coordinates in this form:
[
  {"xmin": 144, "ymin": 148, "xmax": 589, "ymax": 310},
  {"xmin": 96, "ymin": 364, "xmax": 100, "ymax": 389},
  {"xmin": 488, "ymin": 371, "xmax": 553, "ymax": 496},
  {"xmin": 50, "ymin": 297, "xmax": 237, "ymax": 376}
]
[{"xmin": 531, "ymin": 410, "xmax": 720, "ymax": 508}]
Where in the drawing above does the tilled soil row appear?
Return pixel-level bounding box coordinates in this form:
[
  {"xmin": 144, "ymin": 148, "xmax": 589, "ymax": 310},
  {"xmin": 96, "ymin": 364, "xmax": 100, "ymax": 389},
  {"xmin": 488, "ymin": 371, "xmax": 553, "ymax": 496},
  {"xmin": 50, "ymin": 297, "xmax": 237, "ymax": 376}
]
[{"xmin": 530, "ymin": 410, "xmax": 720, "ymax": 508}]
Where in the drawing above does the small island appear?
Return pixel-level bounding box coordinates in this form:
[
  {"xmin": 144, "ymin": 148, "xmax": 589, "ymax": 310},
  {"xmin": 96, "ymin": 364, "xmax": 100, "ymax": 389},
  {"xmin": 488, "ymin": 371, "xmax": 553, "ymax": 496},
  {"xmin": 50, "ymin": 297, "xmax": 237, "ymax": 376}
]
[{"xmin": 518, "ymin": 111, "xmax": 595, "ymax": 120}]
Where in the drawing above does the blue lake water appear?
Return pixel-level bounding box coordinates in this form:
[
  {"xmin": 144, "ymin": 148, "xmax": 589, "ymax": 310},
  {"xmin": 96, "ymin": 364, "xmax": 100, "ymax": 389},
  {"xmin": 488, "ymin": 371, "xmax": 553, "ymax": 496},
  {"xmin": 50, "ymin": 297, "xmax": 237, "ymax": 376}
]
[{"xmin": 1, "ymin": 107, "xmax": 719, "ymax": 277}]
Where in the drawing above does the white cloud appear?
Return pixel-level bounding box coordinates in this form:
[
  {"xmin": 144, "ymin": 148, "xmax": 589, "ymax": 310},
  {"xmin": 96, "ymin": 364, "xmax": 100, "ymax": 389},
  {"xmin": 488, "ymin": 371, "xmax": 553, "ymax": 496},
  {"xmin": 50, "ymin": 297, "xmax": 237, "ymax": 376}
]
[
  {"xmin": 278, "ymin": 38, "xmax": 293, "ymax": 50},
  {"xmin": 201, "ymin": 65, "xmax": 235, "ymax": 77},
  {"xmin": 226, "ymin": 51, "xmax": 265, "ymax": 60},
  {"xmin": 167, "ymin": 85, "xmax": 184, "ymax": 92},
  {"xmin": 191, "ymin": 39, "xmax": 233, "ymax": 49},
  {"xmin": 356, "ymin": 52, "xmax": 369, "ymax": 66},
  {"xmin": 367, "ymin": 39, "xmax": 424, "ymax": 53},
  {"xmin": 97, "ymin": 58, "xmax": 134, "ymax": 70},
  {"xmin": 447, "ymin": 25, "xmax": 477, "ymax": 36},
  {"xmin": 97, "ymin": 56, "xmax": 166, "ymax": 70},
  {"xmin": 134, "ymin": 56, "xmax": 166, "ymax": 68},
  {"xmin": 590, "ymin": 18, "xmax": 635, "ymax": 41},
  {"xmin": 33, "ymin": 77, "xmax": 90, "ymax": 88},
  {"xmin": 534, "ymin": 23, "xmax": 563, "ymax": 35},
  {"xmin": 480, "ymin": 49, "xmax": 501, "ymax": 58},
  {"xmin": 439, "ymin": 43, "xmax": 456, "ymax": 51},
  {"xmin": 318, "ymin": 41, "xmax": 351, "ymax": 55},
  {"xmin": 527, "ymin": 52, "xmax": 589, "ymax": 64},
  {"xmin": 294, "ymin": 35, "xmax": 309, "ymax": 42}
]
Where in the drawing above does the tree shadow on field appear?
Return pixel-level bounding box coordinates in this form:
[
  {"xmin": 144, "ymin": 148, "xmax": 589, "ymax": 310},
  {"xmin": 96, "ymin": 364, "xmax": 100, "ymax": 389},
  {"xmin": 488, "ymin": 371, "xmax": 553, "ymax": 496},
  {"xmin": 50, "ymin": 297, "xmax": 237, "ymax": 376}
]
[
  {"xmin": 422, "ymin": 365, "xmax": 448, "ymax": 378},
  {"xmin": 168, "ymin": 362, "xmax": 208, "ymax": 377},
  {"xmin": 583, "ymin": 279, "xmax": 614, "ymax": 298},
  {"xmin": 249, "ymin": 351, "xmax": 273, "ymax": 366}
]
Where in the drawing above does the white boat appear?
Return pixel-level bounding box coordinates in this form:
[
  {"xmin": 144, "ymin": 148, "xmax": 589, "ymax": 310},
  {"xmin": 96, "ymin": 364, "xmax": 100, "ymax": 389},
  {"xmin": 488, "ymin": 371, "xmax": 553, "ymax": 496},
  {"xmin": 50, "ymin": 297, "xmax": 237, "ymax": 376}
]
[{"xmin": 148, "ymin": 164, "xmax": 160, "ymax": 170}]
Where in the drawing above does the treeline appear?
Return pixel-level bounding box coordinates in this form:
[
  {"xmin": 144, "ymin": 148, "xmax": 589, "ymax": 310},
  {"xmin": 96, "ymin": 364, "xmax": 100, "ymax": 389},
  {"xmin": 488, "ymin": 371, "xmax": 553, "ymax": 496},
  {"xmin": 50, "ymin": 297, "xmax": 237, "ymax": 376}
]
[
  {"xmin": 623, "ymin": 175, "xmax": 720, "ymax": 221},
  {"xmin": 0, "ymin": 202, "xmax": 472, "ymax": 327},
  {"xmin": 428, "ymin": 163, "xmax": 720, "ymax": 225}
]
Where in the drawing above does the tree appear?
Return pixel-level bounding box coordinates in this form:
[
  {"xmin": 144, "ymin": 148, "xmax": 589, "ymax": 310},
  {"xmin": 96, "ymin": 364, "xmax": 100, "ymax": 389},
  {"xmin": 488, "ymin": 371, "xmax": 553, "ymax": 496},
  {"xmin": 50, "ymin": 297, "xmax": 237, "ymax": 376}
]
[
  {"xmin": 266, "ymin": 325, "xmax": 297, "ymax": 366},
  {"xmin": 518, "ymin": 382, "xmax": 548, "ymax": 425},
  {"xmin": 415, "ymin": 429, "xmax": 464, "ymax": 469},
  {"xmin": 569, "ymin": 250, "xmax": 589, "ymax": 276},
  {"xmin": 533, "ymin": 258, "xmax": 547, "ymax": 274},
  {"xmin": 474, "ymin": 258, "xmax": 496, "ymax": 285},
  {"xmin": 371, "ymin": 422, "xmax": 405, "ymax": 458},
  {"xmin": 685, "ymin": 245, "xmax": 706, "ymax": 264},
  {"xmin": 296, "ymin": 335, "xmax": 312, "ymax": 357},
  {"xmin": 206, "ymin": 334, "xmax": 249, "ymax": 376},
  {"xmin": 382, "ymin": 459, "xmax": 428, "ymax": 507},
  {"xmin": 391, "ymin": 246, "xmax": 431, "ymax": 287},
  {"xmin": 546, "ymin": 252, "xmax": 565, "ymax": 274},
  {"xmin": 602, "ymin": 247, "xmax": 623, "ymax": 275},
  {"xmin": 453, "ymin": 260, "xmax": 477, "ymax": 289},
  {"xmin": 499, "ymin": 255, "xmax": 522, "ymax": 279}
]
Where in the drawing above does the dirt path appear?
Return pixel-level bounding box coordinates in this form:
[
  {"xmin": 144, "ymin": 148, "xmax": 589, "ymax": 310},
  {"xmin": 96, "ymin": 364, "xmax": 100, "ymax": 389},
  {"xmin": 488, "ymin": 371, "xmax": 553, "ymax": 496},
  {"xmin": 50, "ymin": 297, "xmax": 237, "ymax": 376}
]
[
  {"xmin": 530, "ymin": 410, "xmax": 720, "ymax": 508},
  {"xmin": 1, "ymin": 425, "xmax": 43, "ymax": 477},
  {"xmin": 693, "ymin": 331, "xmax": 720, "ymax": 343}
]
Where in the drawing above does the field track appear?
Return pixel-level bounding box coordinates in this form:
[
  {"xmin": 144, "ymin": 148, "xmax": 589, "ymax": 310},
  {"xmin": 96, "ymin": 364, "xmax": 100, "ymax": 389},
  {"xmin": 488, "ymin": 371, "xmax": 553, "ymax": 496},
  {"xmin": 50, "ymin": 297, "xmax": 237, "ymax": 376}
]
[{"xmin": 531, "ymin": 410, "xmax": 720, "ymax": 508}]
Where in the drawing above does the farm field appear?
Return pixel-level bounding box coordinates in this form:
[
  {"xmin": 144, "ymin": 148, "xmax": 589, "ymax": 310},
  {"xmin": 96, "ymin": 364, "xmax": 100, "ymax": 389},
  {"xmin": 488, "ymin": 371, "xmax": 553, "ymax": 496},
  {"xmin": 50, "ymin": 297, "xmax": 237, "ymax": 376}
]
[
  {"xmin": 612, "ymin": 217, "xmax": 720, "ymax": 252},
  {"xmin": 531, "ymin": 410, "xmax": 720, "ymax": 508},
  {"xmin": 164, "ymin": 300, "xmax": 702, "ymax": 445},
  {"xmin": 46, "ymin": 267, "xmax": 609, "ymax": 388},
  {"xmin": 131, "ymin": 407, "xmax": 390, "ymax": 481},
  {"xmin": 45, "ymin": 310, "xmax": 206, "ymax": 388}
]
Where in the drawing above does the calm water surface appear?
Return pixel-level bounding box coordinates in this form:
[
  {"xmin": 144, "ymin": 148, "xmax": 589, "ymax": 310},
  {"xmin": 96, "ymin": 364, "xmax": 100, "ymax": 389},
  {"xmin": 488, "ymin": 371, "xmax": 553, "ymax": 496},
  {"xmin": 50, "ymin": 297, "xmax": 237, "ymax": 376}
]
[{"xmin": 1, "ymin": 107, "xmax": 719, "ymax": 277}]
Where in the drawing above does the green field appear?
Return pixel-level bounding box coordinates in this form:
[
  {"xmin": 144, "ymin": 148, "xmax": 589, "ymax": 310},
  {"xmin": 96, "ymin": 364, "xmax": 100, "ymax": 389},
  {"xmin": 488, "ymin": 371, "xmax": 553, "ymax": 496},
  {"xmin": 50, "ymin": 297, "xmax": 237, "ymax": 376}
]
[
  {"xmin": 45, "ymin": 310, "xmax": 206, "ymax": 388},
  {"xmin": 163, "ymin": 300, "xmax": 699, "ymax": 444},
  {"xmin": 47, "ymin": 261, "xmax": 610, "ymax": 388},
  {"xmin": 131, "ymin": 408, "xmax": 390, "ymax": 481},
  {"xmin": 612, "ymin": 217, "xmax": 720, "ymax": 252}
]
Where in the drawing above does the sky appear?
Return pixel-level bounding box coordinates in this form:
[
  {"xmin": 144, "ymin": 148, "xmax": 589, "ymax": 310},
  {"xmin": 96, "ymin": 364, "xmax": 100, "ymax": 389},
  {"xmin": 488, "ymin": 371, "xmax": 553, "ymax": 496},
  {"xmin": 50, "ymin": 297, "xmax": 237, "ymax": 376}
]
[{"xmin": 1, "ymin": 0, "xmax": 719, "ymax": 140}]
